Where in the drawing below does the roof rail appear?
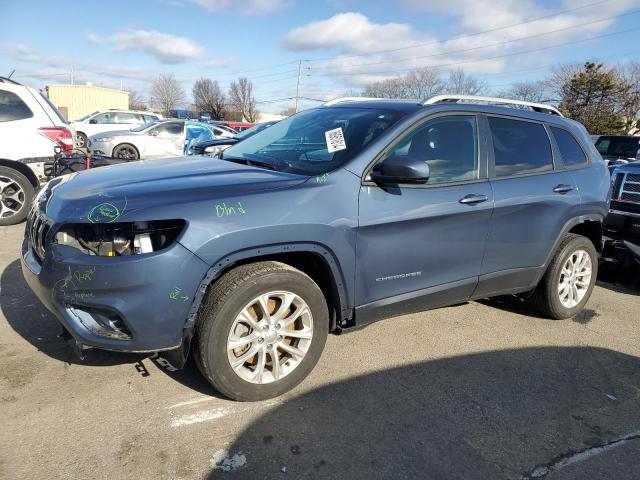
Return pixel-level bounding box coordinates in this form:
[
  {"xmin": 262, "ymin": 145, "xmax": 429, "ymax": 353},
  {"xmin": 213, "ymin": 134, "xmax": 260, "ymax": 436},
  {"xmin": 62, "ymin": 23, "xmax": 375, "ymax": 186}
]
[
  {"xmin": 0, "ymin": 76, "xmax": 21, "ymax": 85},
  {"xmin": 423, "ymin": 94, "xmax": 562, "ymax": 116},
  {"xmin": 323, "ymin": 97, "xmax": 387, "ymax": 106}
]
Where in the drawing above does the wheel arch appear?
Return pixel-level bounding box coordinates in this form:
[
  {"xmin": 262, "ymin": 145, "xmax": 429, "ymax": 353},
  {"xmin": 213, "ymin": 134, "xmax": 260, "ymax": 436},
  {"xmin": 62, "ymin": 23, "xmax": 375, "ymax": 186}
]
[
  {"xmin": 0, "ymin": 158, "xmax": 39, "ymax": 188},
  {"xmin": 186, "ymin": 243, "xmax": 353, "ymax": 334},
  {"xmin": 535, "ymin": 214, "xmax": 603, "ymax": 285}
]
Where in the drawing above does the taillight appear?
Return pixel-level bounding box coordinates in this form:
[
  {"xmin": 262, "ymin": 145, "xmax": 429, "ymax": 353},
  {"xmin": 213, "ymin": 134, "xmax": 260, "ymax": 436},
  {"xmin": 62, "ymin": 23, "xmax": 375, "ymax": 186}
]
[{"xmin": 39, "ymin": 127, "xmax": 74, "ymax": 152}]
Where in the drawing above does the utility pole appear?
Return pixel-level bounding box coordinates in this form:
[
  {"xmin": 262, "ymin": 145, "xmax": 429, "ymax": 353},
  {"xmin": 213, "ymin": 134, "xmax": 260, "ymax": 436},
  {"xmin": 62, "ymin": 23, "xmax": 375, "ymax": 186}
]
[{"xmin": 294, "ymin": 60, "xmax": 302, "ymax": 113}]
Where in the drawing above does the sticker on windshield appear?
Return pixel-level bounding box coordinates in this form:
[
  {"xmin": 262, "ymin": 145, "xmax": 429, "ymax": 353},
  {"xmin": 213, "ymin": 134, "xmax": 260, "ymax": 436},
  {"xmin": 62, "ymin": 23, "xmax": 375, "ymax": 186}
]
[{"xmin": 325, "ymin": 127, "xmax": 347, "ymax": 153}]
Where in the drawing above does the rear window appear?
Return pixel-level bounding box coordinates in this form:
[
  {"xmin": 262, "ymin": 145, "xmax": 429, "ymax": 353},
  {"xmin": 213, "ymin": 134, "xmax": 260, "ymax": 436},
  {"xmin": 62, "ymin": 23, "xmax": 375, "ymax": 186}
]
[
  {"xmin": 550, "ymin": 127, "xmax": 587, "ymax": 167},
  {"xmin": 489, "ymin": 117, "xmax": 553, "ymax": 177},
  {"xmin": 0, "ymin": 90, "xmax": 33, "ymax": 122}
]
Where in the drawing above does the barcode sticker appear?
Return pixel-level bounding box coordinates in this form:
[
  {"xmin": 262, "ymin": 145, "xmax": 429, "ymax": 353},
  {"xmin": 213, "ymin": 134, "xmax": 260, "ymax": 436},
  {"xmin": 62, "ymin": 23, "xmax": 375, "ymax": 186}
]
[{"xmin": 325, "ymin": 127, "xmax": 347, "ymax": 153}]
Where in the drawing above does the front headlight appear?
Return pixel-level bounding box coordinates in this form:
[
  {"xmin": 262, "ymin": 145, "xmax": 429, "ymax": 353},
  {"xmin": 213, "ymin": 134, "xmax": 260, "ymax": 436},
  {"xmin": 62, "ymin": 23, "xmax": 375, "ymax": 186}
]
[
  {"xmin": 94, "ymin": 137, "xmax": 114, "ymax": 143},
  {"xmin": 55, "ymin": 220, "xmax": 185, "ymax": 256}
]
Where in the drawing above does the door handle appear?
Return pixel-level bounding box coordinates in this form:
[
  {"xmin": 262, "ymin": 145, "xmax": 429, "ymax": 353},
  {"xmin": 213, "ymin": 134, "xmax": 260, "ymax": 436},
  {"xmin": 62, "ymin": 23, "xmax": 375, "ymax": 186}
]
[
  {"xmin": 553, "ymin": 184, "xmax": 574, "ymax": 194},
  {"xmin": 459, "ymin": 194, "xmax": 488, "ymax": 205}
]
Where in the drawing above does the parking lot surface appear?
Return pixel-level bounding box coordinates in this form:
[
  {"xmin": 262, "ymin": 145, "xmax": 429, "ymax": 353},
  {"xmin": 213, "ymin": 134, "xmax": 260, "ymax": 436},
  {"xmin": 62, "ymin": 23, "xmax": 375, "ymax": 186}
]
[{"xmin": 1, "ymin": 223, "xmax": 639, "ymax": 479}]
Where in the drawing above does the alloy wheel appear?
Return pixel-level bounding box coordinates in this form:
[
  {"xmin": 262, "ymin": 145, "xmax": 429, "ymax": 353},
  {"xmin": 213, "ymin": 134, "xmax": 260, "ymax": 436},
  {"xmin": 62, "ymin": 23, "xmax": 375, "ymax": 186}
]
[
  {"xmin": 0, "ymin": 176, "xmax": 25, "ymax": 220},
  {"xmin": 557, "ymin": 249, "xmax": 592, "ymax": 308},
  {"xmin": 227, "ymin": 290, "xmax": 314, "ymax": 384}
]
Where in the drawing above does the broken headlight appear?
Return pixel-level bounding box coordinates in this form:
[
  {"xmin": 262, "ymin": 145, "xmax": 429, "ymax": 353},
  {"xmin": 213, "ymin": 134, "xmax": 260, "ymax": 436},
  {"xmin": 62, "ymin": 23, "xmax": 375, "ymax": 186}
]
[{"xmin": 55, "ymin": 220, "xmax": 185, "ymax": 256}]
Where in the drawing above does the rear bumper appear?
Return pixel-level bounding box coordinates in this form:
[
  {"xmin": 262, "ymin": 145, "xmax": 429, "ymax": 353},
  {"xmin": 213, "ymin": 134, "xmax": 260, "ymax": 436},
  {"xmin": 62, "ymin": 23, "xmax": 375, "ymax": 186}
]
[
  {"xmin": 605, "ymin": 209, "xmax": 640, "ymax": 241},
  {"xmin": 21, "ymin": 231, "xmax": 209, "ymax": 352}
]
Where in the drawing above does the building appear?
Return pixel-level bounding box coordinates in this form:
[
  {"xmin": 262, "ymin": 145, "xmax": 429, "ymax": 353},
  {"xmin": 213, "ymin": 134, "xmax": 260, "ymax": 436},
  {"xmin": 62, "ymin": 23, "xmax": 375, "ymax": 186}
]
[{"xmin": 46, "ymin": 83, "xmax": 129, "ymax": 121}]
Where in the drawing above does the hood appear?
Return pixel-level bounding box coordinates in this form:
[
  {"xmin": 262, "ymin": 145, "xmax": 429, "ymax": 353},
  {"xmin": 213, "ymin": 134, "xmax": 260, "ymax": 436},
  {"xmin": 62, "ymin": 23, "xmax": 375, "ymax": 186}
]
[{"xmin": 42, "ymin": 156, "xmax": 309, "ymax": 222}]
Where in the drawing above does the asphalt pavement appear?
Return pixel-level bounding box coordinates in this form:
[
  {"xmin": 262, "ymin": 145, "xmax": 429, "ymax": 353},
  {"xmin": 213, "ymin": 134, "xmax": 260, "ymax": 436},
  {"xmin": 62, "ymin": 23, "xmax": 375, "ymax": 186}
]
[{"xmin": 1, "ymin": 223, "xmax": 639, "ymax": 479}]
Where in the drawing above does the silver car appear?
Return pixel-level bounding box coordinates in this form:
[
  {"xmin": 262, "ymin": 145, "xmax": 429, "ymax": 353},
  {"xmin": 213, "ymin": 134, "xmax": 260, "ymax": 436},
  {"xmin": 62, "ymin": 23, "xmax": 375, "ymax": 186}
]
[{"xmin": 87, "ymin": 119, "xmax": 233, "ymax": 159}]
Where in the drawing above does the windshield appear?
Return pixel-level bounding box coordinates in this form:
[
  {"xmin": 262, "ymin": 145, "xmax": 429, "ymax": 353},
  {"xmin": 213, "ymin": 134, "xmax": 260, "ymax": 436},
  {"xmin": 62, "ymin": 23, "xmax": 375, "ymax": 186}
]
[
  {"xmin": 235, "ymin": 121, "xmax": 276, "ymax": 140},
  {"xmin": 223, "ymin": 107, "xmax": 405, "ymax": 175},
  {"xmin": 76, "ymin": 111, "xmax": 99, "ymax": 122},
  {"xmin": 595, "ymin": 137, "xmax": 640, "ymax": 158},
  {"xmin": 131, "ymin": 121, "xmax": 159, "ymax": 132}
]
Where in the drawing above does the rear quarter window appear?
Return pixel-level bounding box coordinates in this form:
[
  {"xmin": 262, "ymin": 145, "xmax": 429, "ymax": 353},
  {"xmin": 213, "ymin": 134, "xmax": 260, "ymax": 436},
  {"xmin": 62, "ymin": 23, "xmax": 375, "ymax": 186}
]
[
  {"xmin": 0, "ymin": 90, "xmax": 33, "ymax": 122},
  {"xmin": 488, "ymin": 117, "xmax": 553, "ymax": 177},
  {"xmin": 550, "ymin": 126, "xmax": 588, "ymax": 167}
]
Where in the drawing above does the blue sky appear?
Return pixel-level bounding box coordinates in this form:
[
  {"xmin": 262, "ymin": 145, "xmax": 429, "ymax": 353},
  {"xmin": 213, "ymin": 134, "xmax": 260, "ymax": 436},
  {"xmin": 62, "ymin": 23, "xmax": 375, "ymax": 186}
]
[{"xmin": 1, "ymin": 0, "xmax": 639, "ymax": 114}]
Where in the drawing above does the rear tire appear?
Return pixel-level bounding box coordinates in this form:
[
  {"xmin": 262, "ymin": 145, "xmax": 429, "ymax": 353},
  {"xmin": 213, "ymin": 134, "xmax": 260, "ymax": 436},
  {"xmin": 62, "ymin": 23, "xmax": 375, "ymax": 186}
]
[
  {"xmin": 0, "ymin": 166, "xmax": 34, "ymax": 226},
  {"xmin": 76, "ymin": 132, "xmax": 87, "ymax": 149},
  {"xmin": 533, "ymin": 234, "xmax": 598, "ymax": 319},
  {"xmin": 195, "ymin": 261, "xmax": 329, "ymax": 401},
  {"xmin": 112, "ymin": 143, "xmax": 139, "ymax": 160}
]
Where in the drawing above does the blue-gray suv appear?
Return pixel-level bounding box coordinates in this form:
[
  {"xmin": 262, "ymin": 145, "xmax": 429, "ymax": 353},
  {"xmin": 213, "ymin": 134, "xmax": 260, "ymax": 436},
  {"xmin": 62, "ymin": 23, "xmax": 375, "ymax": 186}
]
[{"xmin": 21, "ymin": 95, "xmax": 609, "ymax": 401}]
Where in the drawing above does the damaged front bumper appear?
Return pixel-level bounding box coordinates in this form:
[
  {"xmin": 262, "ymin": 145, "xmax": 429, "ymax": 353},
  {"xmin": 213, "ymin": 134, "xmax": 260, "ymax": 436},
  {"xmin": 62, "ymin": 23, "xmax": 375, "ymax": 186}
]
[{"xmin": 21, "ymin": 226, "xmax": 209, "ymax": 354}]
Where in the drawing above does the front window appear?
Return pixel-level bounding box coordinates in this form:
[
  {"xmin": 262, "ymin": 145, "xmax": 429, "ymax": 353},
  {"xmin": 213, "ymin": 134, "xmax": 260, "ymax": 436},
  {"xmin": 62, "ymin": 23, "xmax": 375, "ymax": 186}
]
[
  {"xmin": 595, "ymin": 137, "xmax": 639, "ymax": 158},
  {"xmin": 223, "ymin": 107, "xmax": 406, "ymax": 175}
]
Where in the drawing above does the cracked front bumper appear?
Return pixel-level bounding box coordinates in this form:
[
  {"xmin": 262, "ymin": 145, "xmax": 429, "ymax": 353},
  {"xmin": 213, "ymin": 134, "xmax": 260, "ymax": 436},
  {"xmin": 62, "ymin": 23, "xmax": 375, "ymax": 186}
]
[{"xmin": 21, "ymin": 232, "xmax": 209, "ymax": 352}]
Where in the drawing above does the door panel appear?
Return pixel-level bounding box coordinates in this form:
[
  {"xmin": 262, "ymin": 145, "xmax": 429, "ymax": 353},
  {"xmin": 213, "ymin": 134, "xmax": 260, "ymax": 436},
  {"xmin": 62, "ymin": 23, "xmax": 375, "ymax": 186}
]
[
  {"xmin": 481, "ymin": 172, "xmax": 579, "ymax": 275},
  {"xmin": 356, "ymin": 182, "xmax": 494, "ymax": 308}
]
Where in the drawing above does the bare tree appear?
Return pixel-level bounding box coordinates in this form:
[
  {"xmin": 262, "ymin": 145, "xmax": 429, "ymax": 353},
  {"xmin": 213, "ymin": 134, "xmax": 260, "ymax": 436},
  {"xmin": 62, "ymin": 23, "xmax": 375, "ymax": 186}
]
[
  {"xmin": 192, "ymin": 78, "xmax": 227, "ymax": 120},
  {"xmin": 619, "ymin": 61, "xmax": 640, "ymax": 134},
  {"xmin": 127, "ymin": 90, "xmax": 147, "ymax": 111},
  {"xmin": 495, "ymin": 81, "xmax": 550, "ymax": 103},
  {"xmin": 363, "ymin": 68, "xmax": 484, "ymax": 100},
  {"xmin": 445, "ymin": 69, "xmax": 489, "ymax": 96},
  {"xmin": 544, "ymin": 63, "xmax": 582, "ymax": 103},
  {"xmin": 228, "ymin": 77, "xmax": 258, "ymax": 122},
  {"xmin": 150, "ymin": 74, "xmax": 187, "ymax": 117}
]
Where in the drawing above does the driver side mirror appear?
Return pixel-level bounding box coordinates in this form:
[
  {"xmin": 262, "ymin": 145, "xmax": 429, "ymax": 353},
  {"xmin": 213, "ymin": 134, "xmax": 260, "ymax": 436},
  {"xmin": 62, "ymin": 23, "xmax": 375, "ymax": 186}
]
[
  {"xmin": 89, "ymin": 119, "xmax": 97, "ymax": 124},
  {"xmin": 369, "ymin": 155, "xmax": 430, "ymax": 185},
  {"xmin": 148, "ymin": 130, "xmax": 158, "ymax": 136}
]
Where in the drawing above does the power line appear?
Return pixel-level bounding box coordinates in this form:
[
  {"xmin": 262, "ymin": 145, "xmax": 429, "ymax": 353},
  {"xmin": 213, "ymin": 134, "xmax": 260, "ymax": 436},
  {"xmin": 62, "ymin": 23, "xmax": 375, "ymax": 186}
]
[
  {"xmin": 307, "ymin": 25, "xmax": 640, "ymax": 78},
  {"xmin": 303, "ymin": 0, "xmax": 613, "ymax": 63},
  {"xmin": 308, "ymin": 9, "xmax": 640, "ymax": 73}
]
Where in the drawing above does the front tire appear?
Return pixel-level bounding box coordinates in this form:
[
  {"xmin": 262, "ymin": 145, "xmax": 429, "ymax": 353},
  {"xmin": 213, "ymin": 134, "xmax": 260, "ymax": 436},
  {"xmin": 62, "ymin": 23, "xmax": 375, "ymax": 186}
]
[
  {"xmin": 533, "ymin": 234, "xmax": 598, "ymax": 319},
  {"xmin": 112, "ymin": 143, "xmax": 139, "ymax": 160},
  {"xmin": 0, "ymin": 166, "xmax": 35, "ymax": 226},
  {"xmin": 195, "ymin": 262, "xmax": 329, "ymax": 401}
]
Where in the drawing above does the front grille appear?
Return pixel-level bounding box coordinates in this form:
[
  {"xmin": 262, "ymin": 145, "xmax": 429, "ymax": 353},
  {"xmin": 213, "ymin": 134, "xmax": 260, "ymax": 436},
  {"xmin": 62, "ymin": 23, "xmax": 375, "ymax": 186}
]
[
  {"xmin": 27, "ymin": 210, "xmax": 49, "ymax": 260},
  {"xmin": 616, "ymin": 172, "xmax": 640, "ymax": 204}
]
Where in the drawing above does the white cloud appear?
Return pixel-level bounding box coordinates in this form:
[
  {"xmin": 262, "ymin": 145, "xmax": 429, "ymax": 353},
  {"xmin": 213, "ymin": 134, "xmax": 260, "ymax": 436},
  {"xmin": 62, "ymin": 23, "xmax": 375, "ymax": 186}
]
[
  {"xmin": 201, "ymin": 57, "xmax": 235, "ymax": 69},
  {"xmin": 2, "ymin": 43, "xmax": 65, "ymax": 67},
  {"xmin": 88, "ymin": 29, "xmax": 206, "ymax": 64},
  {"xmin": 190, "ymin": 0, "xmax": 286, "ymax": 14},
  {"xmin": 283, "ymin": 1, "xmax": 638, "ymax": 86}
]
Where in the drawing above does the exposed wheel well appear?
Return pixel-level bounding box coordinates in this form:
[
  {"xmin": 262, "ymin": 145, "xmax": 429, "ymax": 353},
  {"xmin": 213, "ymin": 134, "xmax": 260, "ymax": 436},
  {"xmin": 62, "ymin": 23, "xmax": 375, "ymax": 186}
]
[
  {"xmin": 222, "ymin": 252, "xmax": 343, "ymax": 332},
  {"xmin": 0, "ymin": 159, "xmax": 39, "ymax": 188},
  {"xmin": 568, "ymin": 220, "xmax": 603, "ymax": 253}
]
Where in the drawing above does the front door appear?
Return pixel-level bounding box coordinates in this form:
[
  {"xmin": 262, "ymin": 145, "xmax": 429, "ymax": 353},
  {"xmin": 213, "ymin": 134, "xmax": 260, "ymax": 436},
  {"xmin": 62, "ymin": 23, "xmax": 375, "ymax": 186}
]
[{"xmin": 356, "ymin": 114, "xmax": 494, "ymax": 322}]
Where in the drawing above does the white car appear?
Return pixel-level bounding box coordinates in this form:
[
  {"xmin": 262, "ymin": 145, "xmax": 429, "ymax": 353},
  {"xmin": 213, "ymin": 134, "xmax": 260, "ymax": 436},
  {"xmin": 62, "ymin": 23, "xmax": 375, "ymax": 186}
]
[
  {"xmin": 87, "ymin": 119, "xmax": 234, "ymax": 159},
  {"xmin": 70, "ymin": 110, "xmax": 163, "ymax": 149},
  {"xmin": 0, "ymin": 77, "xmax": 75, "ymax": 225}
]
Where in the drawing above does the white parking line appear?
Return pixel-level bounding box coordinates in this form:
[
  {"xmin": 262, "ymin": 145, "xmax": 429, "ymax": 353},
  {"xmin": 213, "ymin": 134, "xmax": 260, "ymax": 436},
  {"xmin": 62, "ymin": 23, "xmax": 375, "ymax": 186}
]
[
  {"xmin": 171, "ymin": 407, "xmax": 232, "ymax": 427},
  {"xmin": 165, "ymin": 397, "xmax": 220, "ymax": 409}
]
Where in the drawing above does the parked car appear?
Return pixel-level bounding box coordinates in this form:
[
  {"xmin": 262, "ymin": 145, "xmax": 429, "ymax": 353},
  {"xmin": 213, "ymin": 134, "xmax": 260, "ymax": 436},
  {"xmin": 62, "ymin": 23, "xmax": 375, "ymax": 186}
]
[
  {"xmin": 225, "ymin": 121, "xmax": 256, "ymax": 132},
  {"xmin": 606, "ymin": 162, "xmax": 640, "ymax": 242},
  {"xmin": 594, "ymin": 135, "xmax": 640, "ymax": 166},
  {"xmin": 189, "ymin": 120, "xmax": 279, "ymax": 156},
  {"xmin": 70, "ymin": 110, "xmax": 163, "ymax": 149},
  {"xmin": 87, "ymin": 119, "xmax": 232, "ymax": 159},
  {"xmin": 0, "ymin": 77, "xmax": 74, "ymax": 225},
  {"xmin": 22, "ymin": 95, "xmax": 608, "ymax": 401}
]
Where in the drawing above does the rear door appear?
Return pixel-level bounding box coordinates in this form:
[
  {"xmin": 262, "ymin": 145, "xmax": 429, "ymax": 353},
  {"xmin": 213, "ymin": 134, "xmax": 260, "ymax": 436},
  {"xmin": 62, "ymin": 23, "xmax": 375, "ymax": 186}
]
[
  {"xmin": 146, "ymin": 122, "xmax": 185, "ymax": 158},
  {"xmin": 356, "ymin": 113, "xmax": 494, "ymax": 321},
  {"xmin": 475, "ymin": 115, "xmax": 580, "ymax": 297}
]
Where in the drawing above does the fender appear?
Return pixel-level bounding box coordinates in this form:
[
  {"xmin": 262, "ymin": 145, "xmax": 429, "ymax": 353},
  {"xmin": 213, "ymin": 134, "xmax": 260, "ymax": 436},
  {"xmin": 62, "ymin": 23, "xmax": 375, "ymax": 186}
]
[
  {"xmin": 534, "ymin": 213, "xmax": 604, "ymax": 285},
  {"xmin": 183, "ymin": 241, "xmax": 353, "ymax": 331}
]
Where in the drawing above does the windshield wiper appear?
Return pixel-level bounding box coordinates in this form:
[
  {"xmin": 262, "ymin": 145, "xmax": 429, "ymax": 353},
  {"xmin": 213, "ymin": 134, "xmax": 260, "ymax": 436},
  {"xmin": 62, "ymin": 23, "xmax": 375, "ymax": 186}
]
[{"xmin": 220, "ymin": 154, "xmax": 278, "ymax": 171}]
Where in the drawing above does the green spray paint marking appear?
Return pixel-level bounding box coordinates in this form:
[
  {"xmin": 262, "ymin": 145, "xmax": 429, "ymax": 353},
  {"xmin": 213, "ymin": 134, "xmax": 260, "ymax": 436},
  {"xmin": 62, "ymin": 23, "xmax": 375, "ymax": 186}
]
[
  {"xmin": 215, "ymin": 201, "xmax": 246, "ymax": 218},
  {"xmin": 73, "ymin": 266, "xmax": 96, "ymax": 283},
  {"xmin": 316, "ymin": 173, "xmax": 329, "ymax": 183},
  {"xmin": 169, "ymin": 286, "xmax": 190, "ymax": 302},
  {"xmin": 87, "ymin": 196, "xmax": 128, "ymax": 223}
]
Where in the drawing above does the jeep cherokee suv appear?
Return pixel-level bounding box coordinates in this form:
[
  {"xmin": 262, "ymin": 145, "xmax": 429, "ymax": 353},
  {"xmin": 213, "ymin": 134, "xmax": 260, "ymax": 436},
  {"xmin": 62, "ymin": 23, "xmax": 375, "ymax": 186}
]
[{"xmin": 21, "ymin": 95, "xmax": 609, "ymax": 401}]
